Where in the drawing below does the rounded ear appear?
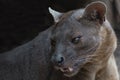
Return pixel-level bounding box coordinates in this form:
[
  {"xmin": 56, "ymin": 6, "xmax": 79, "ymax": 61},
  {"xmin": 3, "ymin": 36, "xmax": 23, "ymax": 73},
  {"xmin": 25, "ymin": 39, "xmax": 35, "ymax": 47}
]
[{"xmin": 83, "ymin": 1, "xmax": 107, "ymax": 24}]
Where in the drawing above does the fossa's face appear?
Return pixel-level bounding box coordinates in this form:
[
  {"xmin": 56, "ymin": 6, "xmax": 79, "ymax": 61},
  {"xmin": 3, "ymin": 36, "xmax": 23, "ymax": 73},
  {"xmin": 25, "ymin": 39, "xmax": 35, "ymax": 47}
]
[{"xmin": 50, "ymin": 2, "xmax": 106, "ymax": 77}]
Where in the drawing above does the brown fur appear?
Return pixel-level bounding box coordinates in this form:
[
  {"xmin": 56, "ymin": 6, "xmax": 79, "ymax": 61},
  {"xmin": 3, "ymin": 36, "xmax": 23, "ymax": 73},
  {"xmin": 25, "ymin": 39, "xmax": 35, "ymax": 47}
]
[{"xmin": 50, "ymin": 1, "xmax": 119, "ymax": 80}]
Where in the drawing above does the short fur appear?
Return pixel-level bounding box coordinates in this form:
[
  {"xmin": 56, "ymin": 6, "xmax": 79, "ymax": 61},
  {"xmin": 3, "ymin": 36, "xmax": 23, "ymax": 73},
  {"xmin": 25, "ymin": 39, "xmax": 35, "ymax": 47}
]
[{"xmin": 50, "ymin": 1, "xmax": 119, "ymax": 80}]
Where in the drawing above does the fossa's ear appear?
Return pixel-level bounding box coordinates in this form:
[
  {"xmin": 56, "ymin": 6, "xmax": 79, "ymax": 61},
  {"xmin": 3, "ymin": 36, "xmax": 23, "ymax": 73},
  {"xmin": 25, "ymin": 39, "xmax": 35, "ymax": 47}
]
[
  {"xmin": 49, "ymin": 7, "xmax": 63, "ymax": 23},
  {"xmin": 83, "ymin": 1, "xmax": 106, "ymax": 25}
]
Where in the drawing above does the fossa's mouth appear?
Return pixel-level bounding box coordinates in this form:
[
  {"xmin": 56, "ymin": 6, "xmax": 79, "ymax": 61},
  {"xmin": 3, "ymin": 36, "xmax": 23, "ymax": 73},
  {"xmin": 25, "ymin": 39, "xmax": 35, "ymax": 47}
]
[
  {"xmin": 63, "ymin": 67, "xmax": 80, "ymax": 77},
  {"xmin": 54, "ymin": 66, "xmax": 80, "ymax": 77},
  {"xmin": 54, "ymin": 58, "xmax": 86, "ymax": 77}
]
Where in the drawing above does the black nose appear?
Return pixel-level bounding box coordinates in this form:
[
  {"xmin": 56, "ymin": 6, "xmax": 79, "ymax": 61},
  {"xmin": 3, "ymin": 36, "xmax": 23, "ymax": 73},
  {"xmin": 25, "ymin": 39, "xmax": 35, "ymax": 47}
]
[
  {"xmin": 57, "ymin": 56, "xmax": 64, "ymax": 64},
  {"xmin": 52, "ymin": 54, "xmax": 65, "ymax": 66}
]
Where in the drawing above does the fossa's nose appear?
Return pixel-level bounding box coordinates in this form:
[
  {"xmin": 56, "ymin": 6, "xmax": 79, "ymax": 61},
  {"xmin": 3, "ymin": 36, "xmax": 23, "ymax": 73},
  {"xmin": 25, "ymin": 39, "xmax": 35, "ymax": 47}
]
[{"xmin": 52, "ymin": 54, "xmax": 65, "ymax": 66}]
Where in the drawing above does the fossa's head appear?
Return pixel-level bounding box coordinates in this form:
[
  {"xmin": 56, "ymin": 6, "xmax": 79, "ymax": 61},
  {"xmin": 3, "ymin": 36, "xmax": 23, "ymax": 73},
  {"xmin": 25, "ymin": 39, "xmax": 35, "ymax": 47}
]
[{"xmin": 50, "ymin": 1, "xmax": 106, "ymax": 77}]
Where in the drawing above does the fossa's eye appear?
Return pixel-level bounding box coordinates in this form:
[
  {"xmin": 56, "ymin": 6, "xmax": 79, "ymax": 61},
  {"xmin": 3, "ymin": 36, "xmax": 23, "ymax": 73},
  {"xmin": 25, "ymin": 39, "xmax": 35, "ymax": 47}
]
[{"xmin": 71, "ymin": 35, "xmax": 82, "ymax": 44}]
